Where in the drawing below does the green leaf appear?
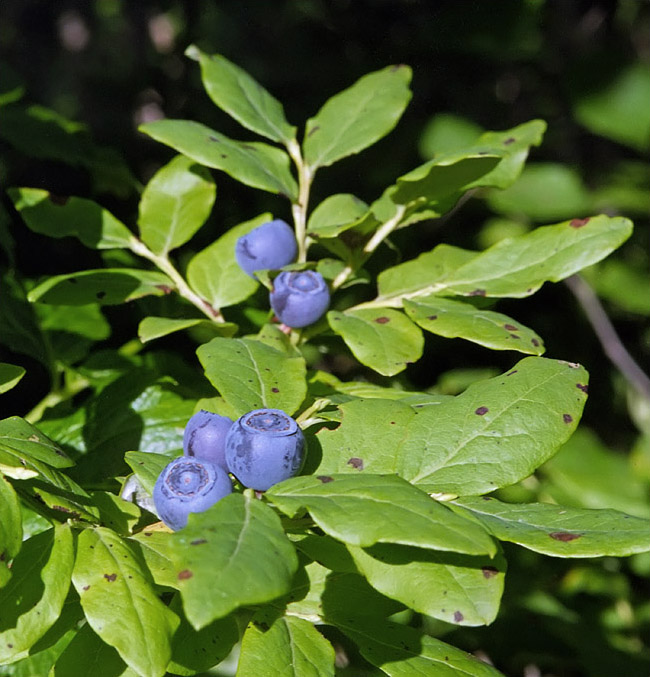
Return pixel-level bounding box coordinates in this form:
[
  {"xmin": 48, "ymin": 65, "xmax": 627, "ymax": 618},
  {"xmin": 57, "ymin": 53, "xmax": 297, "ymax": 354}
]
[
  {"xmin": 0, "ymin": 362, "xmax": 26, "ymax": 394},
  {"xmin": 404, "ymin": 296, "xmax": 545, "ymax": 355},
  {"xmin": 197, "ymin": 337, "xmax": 307, "ymax": 416},
  {"xmin": 348, "ymin": 543, "xmax": 506, "ymax": 626},
  {"xmin": 138, "ymin": 316, "xmax": 237, "ymax": 343},
  {"xmin": 0, "ymin": 525, "xmax": 74, "ymax": 663},
  {"xmin": 187, "ymin": 45, "xmax": 296, "ymax": 144},
  {"xmin": 125, "ymin": 451, "xmax": 172, "ymax": 496},
  {"xmin": 372, "ymin": 215, "xmax": 633, "ymax": 305},
  {"xmin": 0, "ymin": 416, "xmax": 73, "ymax": 469},
  {"xmin": 307, "ymin": 193, "xmax": 369, "ymax": 238},
  {"xmin": 304, "ymin": 65, "xmax": 412, "ymax": 169},
  {"xmin": 238, "ymin": 613, "xmax": 335, "ymax": 677},
  {"xmin": 336, "ymin": 618, "xmax": 506, "ymax": 676},
  {"xmin": 487, "ymin": 163, "xmax": 591, "ymax": 221},
  {"xmin": 167, "ymin": 592, "xmax": 239, "ymax": 676},
  {"xmin": 314, "ymin": 358, "xmax": 589, "ymax": 495},
  {"xmin": 9, "ymin": 187, "xmax": 135, "ymax": 249},
  {"xmin": 128, "ymin": 530, "xmax": 178, "ymax": 590},
  {"xmin": 140, "ymin": 119, "xmax": 298, "ymax": 199},
  {"xmin": 267, "ymin": 474, "xmax": 495, "ymax": 556},
  {"xmin": 168, "ymin": 493, "xmax": 298, "ymax": 629},
  {"xmin": 72, "ymin": 526, "xmax": 179, "ymax": 677},
  {"xmin": 0, "ymin": 474, "xmax": 22, "ymax": 586},
  {"xmin": 138, "ymin": 154, "xmax": 216, "ymax": 255},
  {"xmin": 186, "ymin": 213, "xmax": 271, "ymax": 309},
  {"xmin": 28, "ymin": 269, "xmax": 174, "ymax": 306},
  {"xmin": 327, "ymin": 308, "xmax": 424, "ymax": 376},
  {"xmin": 90, "ymin": 491, "xmax": 141, "ymax": 535},
  {"xmin": 452, "ymin": 496, "xmax": 650, "ymax": 557}
]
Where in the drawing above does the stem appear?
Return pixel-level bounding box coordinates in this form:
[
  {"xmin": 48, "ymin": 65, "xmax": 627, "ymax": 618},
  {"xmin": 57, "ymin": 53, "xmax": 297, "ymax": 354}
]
[
  {"xmin": 565, "ymin": 274, "xmax": 650, "ymax": 402},
  {"xmin": 287, "ymin": 139, "xmax": 313, "ymax": 263},
  {"xmin": 25, "ymin": 372, "xmax": 90, "ymax": 424},
  {"xmin": 129, "ymin": 238, "xmax": 224, "ymax": 322}
]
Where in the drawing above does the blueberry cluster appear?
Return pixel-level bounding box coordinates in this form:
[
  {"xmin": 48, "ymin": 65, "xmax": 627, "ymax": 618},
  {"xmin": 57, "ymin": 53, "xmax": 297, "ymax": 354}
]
[
  {"xmin": 153, "ymin": 408, "xmax": 305, "ymax": 530},
  {"xmin": 235, "ymin": 219, "xmax": 330, "ymax": 328}
]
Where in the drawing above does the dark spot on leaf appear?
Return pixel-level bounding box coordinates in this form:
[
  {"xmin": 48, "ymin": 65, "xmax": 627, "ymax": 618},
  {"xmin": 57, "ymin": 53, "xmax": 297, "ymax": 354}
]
[
  {"xmin": 144, "ymin": 532, "xmax": 152, "ymax": 537},
  {"xmin": 563, "ymin": 414, "xmax": 573, "ymax": 424},
  {"xmin": 190, "ymin": 539, "xmax": 207, "ymax": 546},
  {"xmin": 468, "ymin": 289, "xmax": 486, "ymax": 297},
  {"xmin": 504, "ymin": 324, "xmax": 518, "ymax": 331},
  {"xmin": 241, "ymin": 144, "xmax": 257, "ymax": 152},
  {"xmin": 477, "ymin": 151, "xmax": 488, "ymax": 155},
  {"xmin": 503, "ymin": 137, "xmax": 516, "ymax": 145},
  {"xmin": 82, "ymin": 585, "xmax": 90, "ymax": 591},
  {"xmin": 506, "ymin": 370, "xmax": 518, "ymax": 376},
  {"xmin": 307, "ymin": 125, "xmax": 320, "ymax": 137},
  {"xmin": 550, "ymin": 532, "xmax": 581, "ymax": 542},
  {"xmin": 576, "ymin": 383, "xmax": 588, "ymax": 393},
  {"xmin": 570, "ymin": 217, "xmax": 590, "ymax": 228},
  {"xmin": 48, "ymin": 193, "xmax": 70, "ymax": 205},
  {"xmin": 155, "ymin": 284, "xmax": 173, "ymax": 294},
  {"xmin": 317, "ymin": 475, "xmax": 334, "ymax": 483},
  {"xmin": 271, "ymin": 387, "xmax": 279, "ymax": 393},
  {"xmin": 68, "ymin": 278, "xmax": 78, "ymax": 284},
  {"xmin": 390, "ymin": 421, "xmax": 396, "ymax": 425},
  {"xmin": 482, "ymin": 566, "xmax": 499, "ymax": 579},
  {"xmin": 347, "ymin": 457, "xmax": 364, "ymax": 470},
  {"xmin": 482, "ymin": 496, "xmax": 493, "ymax": 500},
  {"xmin": 375, "ymin": 316, "xmax": 390, "ymax": 324},
  {"xmin": 475, "ymin": 406, "xmax": 489, "ymax": 416},
  {"xmin": 221, "ymin": 154, "xmax": 227, "ymax": 159},
  {"xmin": 96, "ymin": 291, "xmax": 106, "ymax": 300},
  {"xmin": 178, "ymin": 569, "xmax": 193, "ymax": 580},
  {"xmin": 509, "ymin": 333, "xmax": 520, "ymax": 339},
  {"xmin": 453, "ymin": 611, "xmax": 464, "ymax": 622},
  {"xmin": 104, "ymin": 573, "xmax": 117, "ymax": 582},
  {"xmin": 427, "ymin": 315, "xmax": 438, "ymax": 321},
  {"xmin": 208, "ymin": 135, "xmax": 219, "ymax": 142},
  {"xmin": 531, "ymin": 338, "xmax": 540, "ymax": 347},
  {"xmin": 7, "ymin": 644, "xmax": 13, "ymax": 649}
]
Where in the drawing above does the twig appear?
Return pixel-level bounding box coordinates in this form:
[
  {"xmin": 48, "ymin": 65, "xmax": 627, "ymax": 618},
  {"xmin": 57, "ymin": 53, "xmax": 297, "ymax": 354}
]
[{"xmin": 564, "ymin": 274, "xmax": 650, "ymax": 402}]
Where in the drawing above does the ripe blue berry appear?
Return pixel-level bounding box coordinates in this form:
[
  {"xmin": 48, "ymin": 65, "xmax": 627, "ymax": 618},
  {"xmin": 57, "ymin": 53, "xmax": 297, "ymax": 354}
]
[
  {"xmin": 269, "ymin": 270, "xmax": 330, "ymax": 328},
  {"xmin": 235, "ymin": 219, "xmax": 297, "ymax": 277},
  {"xmin": 153, "ymin": 456, "xmax": 232, "ymax": 531},
  {"xmin": 183, "ymin": 410, "xmax": 232, "ymax": 471},
  {"xmin": 225, "ymin": 408, "xmax": 305, "ymax": 491}
]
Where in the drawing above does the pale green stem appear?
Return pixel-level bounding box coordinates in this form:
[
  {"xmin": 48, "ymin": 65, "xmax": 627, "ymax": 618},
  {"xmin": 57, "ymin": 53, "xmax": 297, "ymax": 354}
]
[
  {"xmin": 128, "ymin": 238, "xmax": 224, "ymax": 322},
  {"xmin": 287, "ymin": 139, "xmax": 313, "ymax": 263},
  {"xmin": 295, "ymin": 398, "xmax": 330, "ymax": 427}
]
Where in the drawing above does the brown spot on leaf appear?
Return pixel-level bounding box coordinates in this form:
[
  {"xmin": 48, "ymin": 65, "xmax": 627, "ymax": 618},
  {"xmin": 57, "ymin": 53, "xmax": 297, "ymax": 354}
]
[
  {"xmin": 482, "ymin": 566, "xmax": 499, "ymax": 579},
  {"xmin": 427, "ymin": 315, "xmax": 438, "ymax": 321},
  {"xmin": 48, "ymin": 193, "xmax": 70, "ymax": 205},
  {"xmin": 576, "ymin": 383, "xmax": 588, "ymax": 393},
  {"xmin": 504, "ymin": 324, "xmax": 518, "ymax": 331},
  {"xmin": 570, "ymin": 217, "xmax": 590, "ymax": 228},
  {"xmin": 271, "ymin": 387, "xmax": 279, "ymax": 393},
  {"xmin": 549, "ymin": 532, "xmax": 581, "ymax": 542},
  {"xmin": 104, "ymin": 573, "xmax": 117, "ymax": 582},
  {"xmin": 155, "ymin": 284, "xmax": 173, "ymax": 295},
  {"xmin": 503, "ymin": 137, "xmax": 516, "ymax": 145},
  {"xmin": 317, "ymin": 475, "xmax": 334, "ymax": 483},
  {"xmin": 375, "ymin": 316, "xmax": 390, "ymax": 324},
  {"xmin": 190, "ymin": 539, "xmax": 207, "ymax": 546},
  {"xmin": 307, "ymin": 125, "xmax": 320, "ymax": 137},
  {"xmin": 208, "ymin": 135, "xmax": 220, "ymax": 142},
  {"xmin": 347, "ymin": 457, "xmax": 364, "ymax": 470},
  {"xmin": 468, "ymin": 289, "xmax": 486, "ymax": 297},
  {"xmin": 453, "ymin": 611, "xmax": 464, "ymax": 623},
  {"xmin": 506, "ymin": 370, "xmax": 518, "ymax": 376},
  {"xmin": 475, "ymin": 406, "xmax": 489, "ymax": 416},
  {"xmin": 82, "ymin": 585, "xmax": 90, "ymax": 591},
  {"xmin": 531, "ymin": 338, "xmax": 540, "ymax": 347},
  {"xmin": 178, "ymin": 569, "xmax": 193, "ymax": 580},
  {"xmin": 563, "ymin": 414, "xmax": 573, "ymax": 424},
  {"xmin": 509, "ymin": 333, "xmax": 520, "ymax": 339}
]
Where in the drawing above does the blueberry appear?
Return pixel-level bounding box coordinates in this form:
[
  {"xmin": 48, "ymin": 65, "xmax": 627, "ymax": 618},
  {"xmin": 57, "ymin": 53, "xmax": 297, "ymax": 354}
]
[
  {"xmin": 153, "ymin": 456, "xmax": 232, "ymax": 531},
  {"xmin": 235, "ymin": 219, "xmax": 297, "ymax": 278},
  {"xmin": 269, "ymin": 270, "xmax": 330, "ymax": 328},
  {"xmin": 183, "ymin": 410, "xmax": 233, "ymax": 470},
  {"xmin": 225, "ymin": 408, "xmax": 305, "ymax": 491}
]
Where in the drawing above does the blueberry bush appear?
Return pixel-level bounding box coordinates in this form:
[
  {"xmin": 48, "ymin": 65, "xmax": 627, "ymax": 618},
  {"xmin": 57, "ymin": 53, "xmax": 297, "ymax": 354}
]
[{"xmin": 1, "ymin": 35, "xmax": 649, "ymax": 677}]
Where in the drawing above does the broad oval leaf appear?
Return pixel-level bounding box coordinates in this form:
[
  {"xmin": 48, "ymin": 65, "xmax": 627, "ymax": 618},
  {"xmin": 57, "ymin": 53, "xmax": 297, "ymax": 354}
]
[
  {"xmin": 304, "ymin": 65, "xmax": 412, "ymax": 169},
  {"xmin": 237, "ymin": 614, "xmax": 335, "ymax": 677},
  {"xmin": 327, "ymin": 308, "xmax": 424, "ymax": 376},
  {"xmin": 168, "ymin": 493, "xmax": 298, "ymax": 629},
  {"xmin": 197, "ymin": 337, "xmax": 307, "ymax": 416},
  {"xmin": 0, "ymin": 525, "xmax": 74, "ymax": 663},
  {"xmin": 72, "ymin": 526, "xmax": 179, "ymax": 677},
  {"xmin": 138, "ymin": 316, "xmax": 237, "ymax": 343},
  {"xmin": 140, "ymin": 119, "xmax": 298, "ymax": 199},
  {"xmin": 28, "ymin": 269, "xmax": 174, "ymax": 306},
  {"xmin": 187, "ymin": 45, "xmax": 296, "ymax": 144},
  {"xmin": 348, "ymin": 543, "xmax": 506, "ymax": 626},
  {"xmin": 9, "ymin": 187, "xmax": 135, "ymax": 249},
  {"xmin": 0, "ymin": 362, "xmax": 26, "ymax": 394},
  {"xmin": 336, "ymin": 618, "xmax": 506, "ymax": 677},
  {"xmin": 307, "ymin": 193, "xmax": 369, "ymax": 238},
  {"xmin": 187, "ymin": 213, "xmax": 271, "ymax": 309},
  {"xmin": 138, "ymin": 154, "xmax": 216, "ymax": 255},
  {"xmin": 404, "ymin": 296, "xmax": 545, "ymax": 355},
  {"xmin": 453, "ymin": 496, "xmax": 650, "ymax": 557},
  {"xmin": 0, "ymin": 416, "xmax": 73, "ymax": 468},
  {"xmin": 267, "ymin": 473, "xmax": 495, "ymax": 556}
]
